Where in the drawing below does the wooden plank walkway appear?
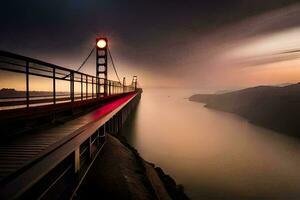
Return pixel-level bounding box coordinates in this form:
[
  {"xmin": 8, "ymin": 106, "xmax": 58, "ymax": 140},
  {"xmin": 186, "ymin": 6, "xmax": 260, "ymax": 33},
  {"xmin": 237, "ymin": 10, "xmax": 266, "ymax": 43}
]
[{"xmin": 0, "ymin": 93, "xmax": 136, "ymax": 183}]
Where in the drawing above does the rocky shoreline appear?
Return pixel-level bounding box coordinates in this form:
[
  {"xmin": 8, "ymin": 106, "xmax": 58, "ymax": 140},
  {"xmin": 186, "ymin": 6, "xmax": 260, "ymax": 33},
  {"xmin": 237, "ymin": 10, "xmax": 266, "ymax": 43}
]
[
  {"xmin": 118, "ymin": 135, "xmax": 190, "ymax": 200},
  {"xmin": 76, "ymin": 134, "xmax": 189, "ymax": 200}
]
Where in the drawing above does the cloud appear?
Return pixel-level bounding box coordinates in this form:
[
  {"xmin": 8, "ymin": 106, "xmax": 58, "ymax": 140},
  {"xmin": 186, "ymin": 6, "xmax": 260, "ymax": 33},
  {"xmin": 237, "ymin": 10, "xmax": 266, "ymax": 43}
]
[{"xmin": 0, "ymin": 1, "xmax": 300, "ymax": 89}]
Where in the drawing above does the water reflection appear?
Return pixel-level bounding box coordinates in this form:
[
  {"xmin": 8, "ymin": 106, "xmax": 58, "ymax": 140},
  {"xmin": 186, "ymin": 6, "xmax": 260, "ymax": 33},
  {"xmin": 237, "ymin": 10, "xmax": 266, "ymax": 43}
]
[{"xmin": 122, "ymin": 88, "xmax": 300, "ymax": 199}]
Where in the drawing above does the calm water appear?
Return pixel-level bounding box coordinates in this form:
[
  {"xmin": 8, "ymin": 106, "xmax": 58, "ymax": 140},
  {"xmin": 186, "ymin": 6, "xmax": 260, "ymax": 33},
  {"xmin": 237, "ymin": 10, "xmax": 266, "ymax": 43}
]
[{"xmin": 122, "ymin": 88, "xmax": 300, "ymax": 199}]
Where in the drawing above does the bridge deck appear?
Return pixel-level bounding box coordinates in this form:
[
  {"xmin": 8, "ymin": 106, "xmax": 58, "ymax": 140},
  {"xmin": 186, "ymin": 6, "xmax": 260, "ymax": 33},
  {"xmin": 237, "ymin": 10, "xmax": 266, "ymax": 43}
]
[{"xmin": 0, "ymin": 93, "xmax": 136, "ymax": 183}]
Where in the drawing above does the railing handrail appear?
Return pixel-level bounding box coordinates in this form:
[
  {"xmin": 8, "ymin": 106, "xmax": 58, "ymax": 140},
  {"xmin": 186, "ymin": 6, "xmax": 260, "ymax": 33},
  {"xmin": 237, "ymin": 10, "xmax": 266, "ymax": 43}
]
[
  {"xmin": 0, "ymin": 50, "xmax": 93, "ymax": 79},
  {"xmin": 0, "ymin": 50, "xmax": 136, "ymax": 109},
  {"xmin": 0, "ymin": 50, "xmax": 115, "ymax": 83}
]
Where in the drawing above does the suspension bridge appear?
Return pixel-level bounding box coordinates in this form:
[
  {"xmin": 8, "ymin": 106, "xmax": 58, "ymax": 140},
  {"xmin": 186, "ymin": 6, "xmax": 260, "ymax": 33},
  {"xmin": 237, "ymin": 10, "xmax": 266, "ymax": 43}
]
[{"xmin": 0, "ymin": 38, "xmax": 142, "ymax": 199}]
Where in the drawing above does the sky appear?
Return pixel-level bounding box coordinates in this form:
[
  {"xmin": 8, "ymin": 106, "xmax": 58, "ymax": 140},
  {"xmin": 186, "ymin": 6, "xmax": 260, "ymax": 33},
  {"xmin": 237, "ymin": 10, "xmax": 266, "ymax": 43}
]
[{"xmin": 0, "ymin": 0, "xmax": 300, "ymax": 91}]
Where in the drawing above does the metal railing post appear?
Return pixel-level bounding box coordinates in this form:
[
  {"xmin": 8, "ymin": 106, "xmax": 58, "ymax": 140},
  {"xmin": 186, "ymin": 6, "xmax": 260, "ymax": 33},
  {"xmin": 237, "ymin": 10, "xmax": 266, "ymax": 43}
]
[
  {"xmin": 26, "ymin": 61, "xmax": 29, "ymax": 108},
  {"xmin": 108, "ymin": 81, "xmax": 111, "ymax": 96},
  {"xmin": 97, "ymin": 78, "xmax": 100, "ymax": 98},
  {"xmin": 70, "ymin": 72, "xmax": 74, "ymax": 102},
  {"xmin": 86, "ymin": 75, "xmax": 88, "ymax": 99},
  {"xmin": 81, "ymin": 74, "xmax": 83, "ymax": 101},
  {"xmin": 53, "ymin": 67, "xmax": 56, "ymax": 104},
  {"xmin": 92, "ymin": 77, "xmax": 94, "ymax": 98},
  {"xmin": 74, "ymin": 148, "xmax": 80, "ymax": 173},
  {"xmin": 104, "ymin": 79, "xmax": 108, "ymax": 96},
  {"xmin": 96, "ymin": 78, "xmax": 98, "ymax": 98}
]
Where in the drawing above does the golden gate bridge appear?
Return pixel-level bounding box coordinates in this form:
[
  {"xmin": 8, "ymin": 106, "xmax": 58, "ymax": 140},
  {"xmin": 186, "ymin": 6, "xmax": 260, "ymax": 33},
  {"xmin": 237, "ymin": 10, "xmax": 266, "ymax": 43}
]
[{"xmin": 0, "ymin": 38, "xmax": 142, "ymax": 199}]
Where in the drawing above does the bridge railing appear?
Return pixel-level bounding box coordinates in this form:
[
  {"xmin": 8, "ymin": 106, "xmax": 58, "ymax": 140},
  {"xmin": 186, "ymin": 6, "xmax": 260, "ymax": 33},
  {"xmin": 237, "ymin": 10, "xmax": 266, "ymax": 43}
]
[{"xmin": 0, "ymin": 50, "xmax": 136, "ymax": 110}]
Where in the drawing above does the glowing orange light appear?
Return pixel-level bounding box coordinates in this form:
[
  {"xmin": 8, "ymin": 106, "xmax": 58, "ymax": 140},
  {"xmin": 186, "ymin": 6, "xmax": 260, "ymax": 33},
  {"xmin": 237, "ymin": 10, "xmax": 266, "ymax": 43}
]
[{"xmin": 97, "ymin": 39, "xmax": 107, "ymax": 48}]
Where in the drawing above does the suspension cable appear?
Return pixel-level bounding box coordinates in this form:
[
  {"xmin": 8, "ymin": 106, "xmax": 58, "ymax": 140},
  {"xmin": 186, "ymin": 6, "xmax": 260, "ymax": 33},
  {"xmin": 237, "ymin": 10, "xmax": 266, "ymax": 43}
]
[
  {"xmin": 62, "ymin": 47, "xmax": 95, "ymax": 79},
  {"xmin": 76, "ymin": 47, "xmax": 95, "ymax": 72},
  {"xmin": 107, "ymin": 47, "xmax": 122, "ymax": 84},
  {"xmin": 64, "ymin": 45, "xmax": 123, "ymax": 86}
]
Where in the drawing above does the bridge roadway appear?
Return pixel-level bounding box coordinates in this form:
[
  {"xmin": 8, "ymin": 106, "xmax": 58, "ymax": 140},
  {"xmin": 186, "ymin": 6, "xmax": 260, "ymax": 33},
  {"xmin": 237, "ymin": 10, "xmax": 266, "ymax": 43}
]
[{"xmin": 0, "ymin": 91, "xmax": 140, "ymax": 199}]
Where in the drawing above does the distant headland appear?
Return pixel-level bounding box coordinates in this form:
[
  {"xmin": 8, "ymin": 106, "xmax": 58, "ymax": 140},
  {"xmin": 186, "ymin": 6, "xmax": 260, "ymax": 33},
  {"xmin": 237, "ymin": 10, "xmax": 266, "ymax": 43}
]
[
  {"xmin": 0, "ymin": 88, "xmax": 68, "ymax": 98},
  {"xmin": 189, "ymin": 83, "xmax": 300, "ymax": 138}
]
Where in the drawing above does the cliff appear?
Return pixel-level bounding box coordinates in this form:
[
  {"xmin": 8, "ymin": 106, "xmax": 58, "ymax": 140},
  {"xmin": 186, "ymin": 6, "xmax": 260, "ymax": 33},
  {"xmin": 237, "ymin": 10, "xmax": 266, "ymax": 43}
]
[{"xmin": 189, "ymin": 83, "xmax": 300, "ymax": 138}]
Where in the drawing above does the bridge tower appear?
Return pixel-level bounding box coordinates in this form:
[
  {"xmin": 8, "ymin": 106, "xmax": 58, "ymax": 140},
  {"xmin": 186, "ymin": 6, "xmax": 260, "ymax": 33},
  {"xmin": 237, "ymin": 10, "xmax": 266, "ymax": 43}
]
[
  {"xmin": 123, "ymin": 77, "xmax": 126, "ymax": 93},
  {"xmin": 96, "ymin": 38, "xmax": 108, "ymax": 97},
  {"xmin": 132, "ymin": 76, "xmax": 137, "ymax": 91}
]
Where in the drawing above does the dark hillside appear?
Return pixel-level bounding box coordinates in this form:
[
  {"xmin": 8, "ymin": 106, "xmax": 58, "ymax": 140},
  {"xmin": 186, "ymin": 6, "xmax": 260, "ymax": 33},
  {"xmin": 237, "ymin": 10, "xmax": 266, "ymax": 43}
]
[{"xmin": 190, "ymin": 83, "xmax": 300, "ymax": 137}]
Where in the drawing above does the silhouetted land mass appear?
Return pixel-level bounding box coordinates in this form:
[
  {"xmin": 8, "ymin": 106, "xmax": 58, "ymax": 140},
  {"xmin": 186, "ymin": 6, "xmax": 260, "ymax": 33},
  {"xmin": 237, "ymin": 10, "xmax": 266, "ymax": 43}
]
[
  {"xmin": 0, "ymin": 88, "xmax": 69, "ymax": 98},
  {"xmin": 189, "ymin": 83, "xmax": 300, "ymax": 138}
]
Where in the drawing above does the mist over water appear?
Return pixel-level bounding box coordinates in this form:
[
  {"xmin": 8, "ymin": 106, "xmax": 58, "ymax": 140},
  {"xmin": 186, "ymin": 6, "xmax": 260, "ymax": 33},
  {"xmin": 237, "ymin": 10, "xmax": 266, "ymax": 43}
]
[{"xmin": 122, "ymin": 88, "xmax": 300, "ymax": 199}]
